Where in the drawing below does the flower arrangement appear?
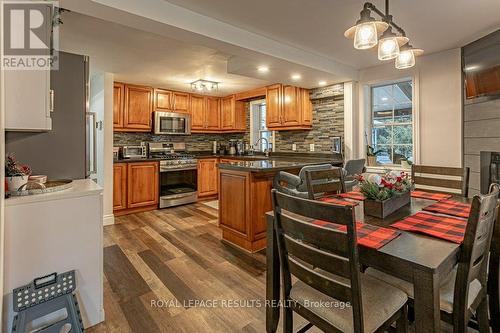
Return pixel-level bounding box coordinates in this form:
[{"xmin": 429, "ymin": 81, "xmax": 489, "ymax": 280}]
[
  {"xmin": 5, "ymin": 154, "xmax": 32, "ymax": 177},
  {"xmin": 357, "ymin": 171, "xmax": 413, "ymax": 201}
]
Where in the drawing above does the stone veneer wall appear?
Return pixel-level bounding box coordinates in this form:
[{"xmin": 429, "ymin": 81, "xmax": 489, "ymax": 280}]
[
  {"xmin": 274, "ymin": 83, "xmax": 344, "ymax": 153},
  {"xmin": 114, "ymin": 84, "xmax": 344, "ymax": 153}
]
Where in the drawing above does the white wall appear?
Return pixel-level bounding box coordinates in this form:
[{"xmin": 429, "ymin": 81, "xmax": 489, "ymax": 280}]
[
  {"xmin": 90, "ymin": 72, "xmax": 114, "ymax": 225},
  {"xmin": 352, "ymin": 48, "xmax": 462, "ymax": 167}
]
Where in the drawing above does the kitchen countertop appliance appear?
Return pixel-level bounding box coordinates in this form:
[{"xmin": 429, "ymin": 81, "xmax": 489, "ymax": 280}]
[
  {"xmin": 121, "ymin": 145, "xmax": 147, "ymax": 159},
  {"xmin": 149, "ymin": 142, "xmax": 198, "ymax": 208}
]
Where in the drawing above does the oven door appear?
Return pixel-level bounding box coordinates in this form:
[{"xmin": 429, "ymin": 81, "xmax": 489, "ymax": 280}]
[
  {"xmin": 159, "ymin": 167, "xmax": 198, "ymax": 208},
  {"xmin": 154, "ymin": 112, "xmax": 191, "ymax": 135}
]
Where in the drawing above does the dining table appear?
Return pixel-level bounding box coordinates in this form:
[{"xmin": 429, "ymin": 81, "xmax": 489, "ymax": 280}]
[{"xmin": 265, "ymin": 195, "xmax": 500, "ymax": 333}]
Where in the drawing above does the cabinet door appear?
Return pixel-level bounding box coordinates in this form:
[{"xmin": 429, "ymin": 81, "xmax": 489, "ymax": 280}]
[
  {"xmin": 113, "ymin": 163, "xmax": 127, "ymax": 211},
  {"xmin": 282, "ymin": 85, "xmax": 300, "ymax": 126},
  {"xmin": 198, "ymin": 158, "xmax": 218, "ymax": 197},
  {"xmin": 266, "ymin": 84, "xmax": 282, "ymax": 128},
  {"xmin": 113, "ymin": 83, "xmax": 125, "ymax": 129},
  {"xmin": 127, "ymin": 162, "xmax": 159, "ymax": 208},
  {"xmin": 124, "ymin": 85, "xmax": 153, "ymax": 131},
  {"xmin": 205, "ymin": 97, "xmax": 220, "ymax": 130},
  {"xmin": 234, "ymin": 100, "xmax": 247, "ymax": 131},
  {"xmin": 221, "ymin": 96, "xmax": 235, "ymax": 129},
  {"xmin": 173, "ymin": 92, "xmax": 190, "ymax": 113},
  {"xmin": 190, "ymin": 94, "xmax": 205, "ymax": 130},
  {"xmin": 300, "ymin": 88, "xmax": 312, "ymax": 126},
  {"xmin": 154, "ymin": 89, "xmax": 173, "ymax": 111}
]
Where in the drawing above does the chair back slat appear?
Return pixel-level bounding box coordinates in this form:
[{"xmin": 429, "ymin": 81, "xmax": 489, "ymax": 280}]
[
  {"xmin": 453, "ymin": 184, "xmax": 499, "ymax": 325},
  {"xmin": 279, "ymin": 214, "xmax": 349, "ymax": 256},
  {"xmin": 288, "ymin": 258, "xmax": 352, "ymax": 303},
  {"xmin": 411, "ymin": 164, "xmax": 470, "ymax": 197},
  {"xmin": 284, "ymin": 234, "xmax": 351, "ymax": 279},
  {"xmin": 305, "ymin": 168, "xmax": 346, "ymax": 200},
  {"xmin": 271, "ymin": 189, "xmax": 364, "ymax": 331}
]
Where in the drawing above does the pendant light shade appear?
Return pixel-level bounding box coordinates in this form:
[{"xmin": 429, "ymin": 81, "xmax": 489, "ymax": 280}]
[
  {"xmin": 395, "ymin": 44, "xmax": 424, "ymax": 69},
  {"xmin": 344, "ymin": 8, "xmax": 388, "ymax": 50},
  {"xmin": 377, "ymin": 28, "xmax": 409, "ymax": 60}
]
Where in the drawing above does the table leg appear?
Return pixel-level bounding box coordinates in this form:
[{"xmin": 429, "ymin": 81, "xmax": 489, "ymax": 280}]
[
  {"xmin": 266, "ymin": 214, "xmax": 280, "ymax": 333},
  {"xmin": 413, "ymin": 269, "xmax": 441, "ymax": 333},
  {"xmin": 488, "ymin": 252, "xmax": 500, "ymax": 331}
]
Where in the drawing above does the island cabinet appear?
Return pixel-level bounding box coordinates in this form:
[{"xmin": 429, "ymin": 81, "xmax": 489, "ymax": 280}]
[
  {"xmin": 113, "ymin": 161, "xmax": 159, "ymax": 216},
  {"xmin": 197, "ymin": 158, "xmax": 219, "ymax": 197},
  {"xmin": 265, "ymin": 84, "xmax": 312, "ymax": 130},
  {"xmin": 218, "ymin": 167, "xmax": 299, "ymax": 252},
  {"xmin": 114, "ymin": 82, "xmax": 153, "ymax": 132}
]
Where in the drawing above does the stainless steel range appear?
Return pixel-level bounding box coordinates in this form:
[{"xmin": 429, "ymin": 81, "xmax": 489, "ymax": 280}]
[{"xmin": 149, "ymin": 142, "xmax": 198, "ymax": 208}]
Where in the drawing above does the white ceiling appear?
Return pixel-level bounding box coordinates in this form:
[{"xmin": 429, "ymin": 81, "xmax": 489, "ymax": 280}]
[
  {"xmin": 59, "ymin": 11, "xmax": 269, "ymax": 95},
  {"xmin": 164, "ymin": 0, "xmax": 500, "ymax": 69}
]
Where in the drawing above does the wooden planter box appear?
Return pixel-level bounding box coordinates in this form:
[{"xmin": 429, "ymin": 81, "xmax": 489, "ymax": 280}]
[{"xmin": 364, "ymin": 191, "xmax": 411, "ymax": 219}]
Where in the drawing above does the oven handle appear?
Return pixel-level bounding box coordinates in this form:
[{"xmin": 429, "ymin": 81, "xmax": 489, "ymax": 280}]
[{"xmin": 160, "ymin": 166, "xmax": 198, "ymax": 172}]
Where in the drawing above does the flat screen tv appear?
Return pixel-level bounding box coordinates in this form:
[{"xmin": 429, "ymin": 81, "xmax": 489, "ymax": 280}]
[{"xmin": 463, "ymin": 29, "xmax": 500, "ymax": 102}]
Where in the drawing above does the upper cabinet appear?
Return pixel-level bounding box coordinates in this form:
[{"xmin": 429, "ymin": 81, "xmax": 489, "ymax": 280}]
[
  {"xmin": 221, "ymin": 95, "xmax": 246, "ymax": 132},
  {"xmin": 266, "ymin": 84, "xmax": 312, "ymax": 130},
  {"xmin": 191, "ymin": 95, "xmax": 244, "ymax": 133},
  {"xmin": 154, "ymin": 89, "xmax": 190, "ymax": 113},
  {"xmin": 114, "ymin": 83, "xmax": 153, "ymax": 132}
]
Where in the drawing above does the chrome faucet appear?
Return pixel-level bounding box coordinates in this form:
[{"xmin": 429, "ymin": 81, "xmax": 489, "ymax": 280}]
[{"xmin": 254, "ymin": 138, "xmax": 270, "ymax": 157}]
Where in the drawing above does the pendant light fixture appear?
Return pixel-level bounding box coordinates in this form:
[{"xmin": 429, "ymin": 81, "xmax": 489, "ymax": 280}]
[
  {"xmin": 344, "ymin": 0, "xmax": 423, "ymax": 69},
  {"xmin": 395, "ymin": 44, "xmax": 424, "ymax": 69}
]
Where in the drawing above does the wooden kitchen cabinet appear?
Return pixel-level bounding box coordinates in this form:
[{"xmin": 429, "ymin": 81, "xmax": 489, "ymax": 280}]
[
  {"xmin": 127, "ymin": 162, "xmax": 159, "ymax": 208},
  {"xmin": 172, "ymin": 92, "xmax": 190, "ymax": 112},
  {"xmin": 113, "ymin": 163, "xmax": 127, "ymax": 211},
  {"xmin": 154, "ymin": 88, "xmax": 173, "ymax": 111},
  {"xmin": 265, "ymin": 84, "xmax": 312, "ymax": 130},
  {"xmin": 190, "ymin": 94, "xmax": 206, "ymax": 130},
  {"xmin": 114, "ymin": 83, "xmax": 153, "ymax": 132},
  {"xmin": 221, "ymin": 95, "xmax": 246, "ymax": 132},
  {"xmin": 205, "ymin": 97, "xmax": 221, "ymax": 130},
  {"xmin": 198, "ymin": 158, "xmax": 219, "ymax": 197}
]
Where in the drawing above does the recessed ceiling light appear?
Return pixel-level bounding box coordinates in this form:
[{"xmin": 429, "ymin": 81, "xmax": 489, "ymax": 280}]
[
  {"xmin": 318, "ymin": 80, "xmax": 327, "ymax": 86},
  {"xmin": 257, "ymin": 65, "xmax": 269, "ymax": 73},
  {"xmin": 464, "ymin": 64, "xmax": 480, "ymax": 72},
  {"xmin": 291, "ymin": 74, "xmax": 301, "ymax": 80}
]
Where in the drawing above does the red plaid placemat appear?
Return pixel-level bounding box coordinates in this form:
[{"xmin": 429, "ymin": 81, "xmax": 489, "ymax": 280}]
[
  {"xmin": 391, "ymin": 212, "xmax": 466, "ymax": 243},
  {"xmin": 422, "ymin": 199, "xmax": 471, "ymax": 218},
  {"xmin": 338, "ymin": 191, "xmax": 366, "ymax": 201},
  {"xmin": 311, "ymin": 221, "xmax": 401, "ymax": 249},
  {"xmin": 319, "ymin": 196, "xmax": 359, "ymax": 206},
  {"xmin": 411, "ymin": 190, "xmax": 452, "ymax": 201}
]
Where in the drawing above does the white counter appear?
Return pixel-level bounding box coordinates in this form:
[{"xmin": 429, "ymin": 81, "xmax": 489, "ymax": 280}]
[{"xmin": 3, "ymin": 179, "xmax": 104, "ymax": 331}]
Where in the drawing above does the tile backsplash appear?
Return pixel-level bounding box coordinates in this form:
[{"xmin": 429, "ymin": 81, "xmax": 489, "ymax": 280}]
[{"xmin": 114, "ymin": 83, "xmax": 344, "ymax": 153}]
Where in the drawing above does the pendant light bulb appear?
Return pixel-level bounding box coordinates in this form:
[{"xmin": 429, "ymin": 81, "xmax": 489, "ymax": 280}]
[
  {"xmin": 395, "ymin": 49, "xmax": 415, "ymax": 69},
  {"xmin": 378, "ymin": 28, "xmax": 400, "ymax": 60},
  {"xmin": 354, "ymin": 22, "xmax": 378, "ymax": 49}
]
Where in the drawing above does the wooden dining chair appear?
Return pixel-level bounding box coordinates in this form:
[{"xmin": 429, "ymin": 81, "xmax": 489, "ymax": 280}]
[
  {"xmin": 305, "ymin": 167, "xmax": 346, "ymax": 200},
  {"xmin": 411, "ymin": 164, "xmax": 470, "ymax": 197},
  {"xmin": 367, "ymin": 184, "xmax": 500, "ymax": 333},
  {"xmin": 271, "ymin": 189, "xmax": 409, "ymax": 333}
]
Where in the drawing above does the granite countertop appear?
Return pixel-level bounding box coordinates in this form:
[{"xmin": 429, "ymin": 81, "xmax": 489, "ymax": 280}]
[{"xmin": 217, "ymin": 157, "xmax": 341, "ymax": 172}]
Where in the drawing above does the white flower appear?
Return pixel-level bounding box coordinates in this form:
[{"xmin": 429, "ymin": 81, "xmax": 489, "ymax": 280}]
[{"xmin": 368, "ymin": 174, "xmax": 382, "ymax": 186}]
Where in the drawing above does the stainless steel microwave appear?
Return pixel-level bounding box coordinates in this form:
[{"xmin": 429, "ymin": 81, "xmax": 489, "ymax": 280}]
[{"xmin": 154, "ymin": 112, "xmax": 191, "ymax": 135}]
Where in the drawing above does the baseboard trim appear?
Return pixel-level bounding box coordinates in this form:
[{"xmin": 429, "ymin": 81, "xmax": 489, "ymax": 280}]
[{"xmin": 103, "ymin": 214, "xmax": 115, "ymax": 226}]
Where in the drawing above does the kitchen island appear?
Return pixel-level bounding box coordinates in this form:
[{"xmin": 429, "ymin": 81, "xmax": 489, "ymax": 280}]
[{"xmin": 217, "ymin": 154, "xmax": 342, "ymax": 252}]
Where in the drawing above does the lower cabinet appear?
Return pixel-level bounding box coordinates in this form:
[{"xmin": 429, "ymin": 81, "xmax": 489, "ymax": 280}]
[
  {"xmin": 197, "ymin": 158, "xmax": 219, "ymax": 197},
  {"xmin": 113, "ymin": 161, "xmax": 159, "ymax": 215}
]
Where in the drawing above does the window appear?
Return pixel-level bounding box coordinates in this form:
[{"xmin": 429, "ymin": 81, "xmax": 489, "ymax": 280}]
[
  {"xmin": 250, "ymin": 99, "xmax": 274, "ymax": 152},
  {"xmin": 371, "ymin": 80, "xmax": 413, "ymax": 165}
]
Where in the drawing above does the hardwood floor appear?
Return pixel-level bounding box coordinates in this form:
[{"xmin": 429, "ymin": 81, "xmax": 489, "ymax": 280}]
[{"xmin": 88, "ymin": 202, "xmax": 277, "ymax": 333}]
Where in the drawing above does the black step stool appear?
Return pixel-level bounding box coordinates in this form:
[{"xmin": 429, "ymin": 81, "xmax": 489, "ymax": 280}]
[{"xmin": 11, "ymin": 270, "xmax": 84, "ymax": 333}]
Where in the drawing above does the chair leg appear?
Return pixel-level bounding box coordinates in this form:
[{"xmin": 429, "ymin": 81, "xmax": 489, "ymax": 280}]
[
  {"xmin": 283, "ymin": 306, "xmax": 293, "ymax": 333},
  {"xmin": 477, "ymin": 297, "xmax": 491, "ymax": 333},
  {"xmin": 396, "ymin": 305, "xmax": 409, "ymax": 333}
]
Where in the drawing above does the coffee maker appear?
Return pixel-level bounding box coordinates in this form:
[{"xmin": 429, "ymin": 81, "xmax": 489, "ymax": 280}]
[{"xmin": 228, "ymin": 140, "xmax": 237, "ymax": 155}]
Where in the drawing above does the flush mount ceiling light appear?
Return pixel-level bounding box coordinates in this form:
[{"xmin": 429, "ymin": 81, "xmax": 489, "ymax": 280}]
[
  {"xmin": 257, "ymin": 65, "xmax": 269, "ymax": 73},
  {"xmin": 344, "ymin": 0, "xmax": 423, "ymax": 69},
  {"xmin": 291, "ymin": 74, "xmax": 302, "ymax": 80},
  {"xmin": 318, "ymin": 80, "xmax": 327, "ymax": 86},
  {"xmin": 190, "ymin": 79, "xmax": 219, "ymax": 93}
]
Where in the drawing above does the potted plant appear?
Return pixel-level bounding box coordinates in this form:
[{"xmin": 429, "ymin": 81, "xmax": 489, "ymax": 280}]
[
  {"xmin": 357, "ymin": 171, "xmax": 413, "ymax": 218},
  {"xmin": 5, "ymin": 154, "xmax": 32, "ymax": 191}
]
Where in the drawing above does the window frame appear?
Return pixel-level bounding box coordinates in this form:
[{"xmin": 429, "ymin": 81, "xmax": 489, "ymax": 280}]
[
  {"xmin": 249, "ymin": 99, "xmax": 275, "ymax": 152},
  {"xmin": 368, "ymin": 78, "xmax": 417, "ymax": 167}
]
